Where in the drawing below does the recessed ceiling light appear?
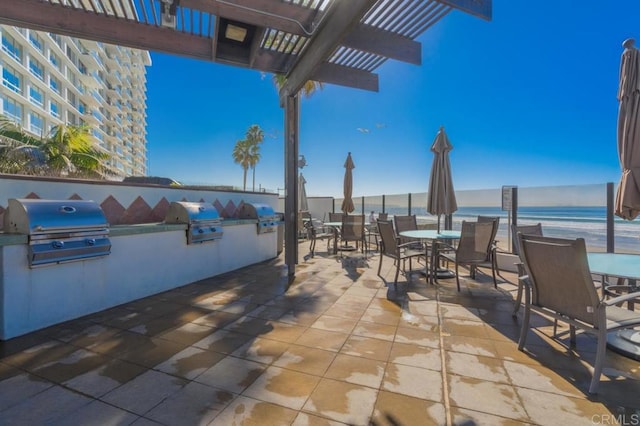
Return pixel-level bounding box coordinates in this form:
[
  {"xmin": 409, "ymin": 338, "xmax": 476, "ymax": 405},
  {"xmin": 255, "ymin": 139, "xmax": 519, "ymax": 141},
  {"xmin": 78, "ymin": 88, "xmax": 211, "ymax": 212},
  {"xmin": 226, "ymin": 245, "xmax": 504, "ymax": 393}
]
[{"xmin": 225, "ymin": 24, "xmax": 247, "ymax": 42}]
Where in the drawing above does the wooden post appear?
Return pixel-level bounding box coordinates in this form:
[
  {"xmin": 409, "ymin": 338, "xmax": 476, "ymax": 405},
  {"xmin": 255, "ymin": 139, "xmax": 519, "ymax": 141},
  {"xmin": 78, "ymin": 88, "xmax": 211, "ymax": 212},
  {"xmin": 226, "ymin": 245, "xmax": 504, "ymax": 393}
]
[
  {"xmin": 284, "ymin": 94, "xmax": 300, "ymax": 279},
  {"xmin": 607, "ymin": 182, "xmax": 614, "ymax": 253},
  {"xmin": 511, "ymin": 186, "xmax": 518, "ymax": 253}
]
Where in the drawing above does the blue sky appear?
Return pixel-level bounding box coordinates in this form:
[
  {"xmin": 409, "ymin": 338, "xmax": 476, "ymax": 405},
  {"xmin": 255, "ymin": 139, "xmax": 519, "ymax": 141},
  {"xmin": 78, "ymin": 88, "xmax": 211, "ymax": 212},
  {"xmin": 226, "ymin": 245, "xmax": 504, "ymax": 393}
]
[{"xmin": 145, "ymin": 1, "xmax": 639, "ymax": 198}]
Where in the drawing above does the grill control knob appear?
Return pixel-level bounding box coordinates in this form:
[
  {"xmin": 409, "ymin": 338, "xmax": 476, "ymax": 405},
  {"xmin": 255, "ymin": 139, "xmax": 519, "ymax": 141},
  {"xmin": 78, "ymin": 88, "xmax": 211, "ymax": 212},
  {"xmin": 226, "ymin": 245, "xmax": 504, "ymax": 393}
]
[
  {"xmin": 198, "ymin": 228, "xmax": 204, "ymax": 233},
  {"xmin": 85, "ymin": 238, "xmax": 96, "ymax": 246},
  {"xmin": 52, "ymin": 240, "xmax": 64, "ymax": 249}
]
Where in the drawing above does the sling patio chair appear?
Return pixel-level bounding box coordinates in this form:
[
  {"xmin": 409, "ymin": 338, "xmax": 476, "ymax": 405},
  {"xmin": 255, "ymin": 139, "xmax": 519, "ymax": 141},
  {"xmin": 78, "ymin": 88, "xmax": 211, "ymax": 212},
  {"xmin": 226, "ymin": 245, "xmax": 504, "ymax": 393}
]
[
  {"xmin": 377, "ymin": 220, "xmax": 425, "ymax": 291},
  {"xmin": 478, "ymin": 215, "xmax": 500, "ymax": 241},
  {"xmin": 476, "ymin": 215, "xmax": 500, "ymax": 278},
  {"xmin": 338, "ymin": 214, "xmax": 367, "ymax": 256},
  {"xmin": 328, "ymin": 212, "xmax": 344, "ymax": 222},
  {"xmin": 517, "ymin": 234, "xmax": 640, "ymax": 394},
  {"xmin": 365, "ymin": 212, "xmax": 388, "ymax": 252},
  {"xmin": 298, "ymin": 211, "xmax": 312, "ymax": 240},
  {"xmin": 304, "ymin": 219, "xmax": 334, "ymax": 257},
  {"xmin": 511, "ymin": 223, "xmax": 544, "ymax": 316},
  {"xmin": 365, "ymin": 222, "xmax": 381, "ymax": 252},
  {"xmin": 393, "ymin": 214, "xmax": 424, "ymax": 251},
  {"xmin": 512, "ymin": 224, "xmax": 603, "ymax": 335},
  {"xmin": 327, "ymin": 212, "xmax": 345, "ymax": 253},
  {"xmin": 436, "ymin": 220, "xmax": 497, "ymax": 291}
]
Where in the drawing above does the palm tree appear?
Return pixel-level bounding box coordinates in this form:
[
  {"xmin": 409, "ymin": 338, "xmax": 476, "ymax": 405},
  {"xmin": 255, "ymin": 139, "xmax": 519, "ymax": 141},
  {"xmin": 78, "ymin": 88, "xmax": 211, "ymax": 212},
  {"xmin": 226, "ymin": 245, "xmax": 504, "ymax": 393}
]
[
  {"xmin": 0, "ymin": 116, "xmax": 41, "ymax": 174},
  {"xmin": 232, "ymin": 139, "xmax": 252, "ymax": 190},
  {"xmin": 272, "ymin": 74, "xmax": 324, "ymax": 98},
  {"xmin": 0, "ymin": 115, "xmax": 109, "ymax": 177},
  {"xmin": 245, "ymin": 124, "xmax": 264, "ymax": 191},
  {"xmin": 42, "ymin": 124, "xmax": 109, "ymax": 177}
]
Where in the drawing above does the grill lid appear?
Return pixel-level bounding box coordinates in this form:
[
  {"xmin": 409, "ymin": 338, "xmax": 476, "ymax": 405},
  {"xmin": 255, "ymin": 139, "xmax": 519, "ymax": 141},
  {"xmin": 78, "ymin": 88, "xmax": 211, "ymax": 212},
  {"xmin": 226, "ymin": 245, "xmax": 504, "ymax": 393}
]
[
  {"xmin": 238, "ymin": 203, "xmax": 278, "ymax": 234},
  {"xmin": 3, "ymin": 198, "xmax": 109, "ymax": 235},
  {"xmin": 163, "ymin": 201, "xmax": 223, "ymax": 244},
  {"xmin": 238, "ymin": 203, "xmax": 276, "ymax": 220},
  {"xmin": 164, "ymin": 201, "xmax": 220, "ymax": 224}
]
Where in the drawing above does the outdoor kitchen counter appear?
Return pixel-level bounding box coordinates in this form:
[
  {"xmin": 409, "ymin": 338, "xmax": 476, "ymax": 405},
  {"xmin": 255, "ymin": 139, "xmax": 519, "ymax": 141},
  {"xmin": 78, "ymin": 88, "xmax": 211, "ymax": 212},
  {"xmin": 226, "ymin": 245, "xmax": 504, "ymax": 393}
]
[
  {"xmin": 107, "ymin": 219, "xmax": 257, "ymax": 237},
  {"xmin": 0, "ymin": 218, "xmax": 277, "ymax": 340},
  {"xmin": 0, "ymin": 219, "xmax": 259, "ymax": 245}
]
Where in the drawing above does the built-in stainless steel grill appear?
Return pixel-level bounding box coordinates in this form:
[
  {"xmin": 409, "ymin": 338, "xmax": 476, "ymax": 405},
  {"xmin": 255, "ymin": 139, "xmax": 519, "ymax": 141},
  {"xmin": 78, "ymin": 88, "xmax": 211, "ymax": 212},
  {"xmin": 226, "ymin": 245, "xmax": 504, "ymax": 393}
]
[
  {"xmin": 164, "ymin": 201, "xmax": 223, "ymax": 244},
  {"xmin": 3, "ymin": 198, "xmax": 111, "ymax": 267},
  {"xmin": 238, "ymin": 203, "xmax": 278, "ymax": 234}
]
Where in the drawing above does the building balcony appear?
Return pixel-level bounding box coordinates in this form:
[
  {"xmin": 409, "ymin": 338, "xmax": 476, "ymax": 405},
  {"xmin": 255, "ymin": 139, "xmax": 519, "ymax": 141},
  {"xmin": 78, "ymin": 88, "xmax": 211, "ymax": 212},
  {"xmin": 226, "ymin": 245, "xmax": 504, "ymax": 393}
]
[
  {"xmin": 82, "ymin": 110, "xmax": 100, "ymax": 126},
  {"xmin": 79, "ymin": 51, "xmax": 100, "ymax": 71},
  {"xmin": 78, "ymin": 71, "xmax": 100, "ymax": 89},
  {"xmin": 80, "ymin": 90, "xmax": 100, "ymax": 108},
  {"xmin": 105, "ymin": 72, "xmax": 121, "ymax": 86}
]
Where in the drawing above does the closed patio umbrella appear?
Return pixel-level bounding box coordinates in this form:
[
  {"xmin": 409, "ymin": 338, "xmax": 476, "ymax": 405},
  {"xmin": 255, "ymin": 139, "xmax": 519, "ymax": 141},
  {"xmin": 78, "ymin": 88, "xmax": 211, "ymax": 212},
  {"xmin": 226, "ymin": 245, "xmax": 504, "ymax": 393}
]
[
  {"xmin": 427, "ymin": 126, "xmax": 457, "ymax": 231},
  {"xmin": 612, "ymin": 39, "xmax": 640, "ymax": 361},
  {"xmin": 615, "ymin": 38, "xmax": 640, "ymax": 220},
  {"xmin": 341, "ymin": 152, "xmax": 355, "ymax": 214},
  {"xmin": 299, "ymin": 172, "xmax": 309, "ymax": 212}
]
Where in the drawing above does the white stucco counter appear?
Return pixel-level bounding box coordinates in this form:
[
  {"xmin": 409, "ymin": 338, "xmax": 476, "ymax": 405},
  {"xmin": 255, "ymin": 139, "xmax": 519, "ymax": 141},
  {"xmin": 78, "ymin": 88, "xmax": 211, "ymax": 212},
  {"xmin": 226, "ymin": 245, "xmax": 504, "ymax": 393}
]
[{"xmin": 0, "ymin": 220, "xmax": 277, "ymax": 339}]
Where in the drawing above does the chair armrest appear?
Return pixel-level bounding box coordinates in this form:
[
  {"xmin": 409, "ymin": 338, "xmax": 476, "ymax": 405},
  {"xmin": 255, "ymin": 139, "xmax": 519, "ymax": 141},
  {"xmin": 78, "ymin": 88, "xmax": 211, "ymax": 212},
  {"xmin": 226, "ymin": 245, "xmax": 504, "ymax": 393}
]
[
  {"xmin": 398, "ymin": 241, "xmax": 422, "ymax": 250},
  {"xmin": 495, "ymin": 245, "xmax": 511, "ymax": 254},
  {"xmin": 603, "ymin": 291, "xmax": 640, "ymax": 306}
]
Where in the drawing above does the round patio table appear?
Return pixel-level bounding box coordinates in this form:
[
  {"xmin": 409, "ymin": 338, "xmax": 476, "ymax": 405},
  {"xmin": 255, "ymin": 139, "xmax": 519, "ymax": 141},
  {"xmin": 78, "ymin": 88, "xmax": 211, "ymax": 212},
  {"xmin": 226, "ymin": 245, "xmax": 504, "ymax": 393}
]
[
  {"xmin": 588, "ymin": 252, "xmax": 640, "ymax": 361},
  {"xmin": 399, "ymin": 230, "xmax": 461, "ymax": 284}
]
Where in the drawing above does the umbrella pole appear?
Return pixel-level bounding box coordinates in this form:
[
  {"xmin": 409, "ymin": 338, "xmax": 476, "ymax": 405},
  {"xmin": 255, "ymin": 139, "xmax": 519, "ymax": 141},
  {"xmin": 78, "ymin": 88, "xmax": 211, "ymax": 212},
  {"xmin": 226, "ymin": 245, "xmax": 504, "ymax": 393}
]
[{"xmin": 437, "ymin": 215, "xmax": 441, "ymax": 233}]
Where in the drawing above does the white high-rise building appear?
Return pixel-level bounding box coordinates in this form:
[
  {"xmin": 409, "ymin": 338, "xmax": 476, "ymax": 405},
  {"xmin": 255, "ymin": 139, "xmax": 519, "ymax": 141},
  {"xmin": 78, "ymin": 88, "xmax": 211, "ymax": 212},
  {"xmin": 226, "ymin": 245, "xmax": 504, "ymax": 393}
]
[{"xmin": 0, "ymin": 26, "xmax": 151, "ymax": 178}]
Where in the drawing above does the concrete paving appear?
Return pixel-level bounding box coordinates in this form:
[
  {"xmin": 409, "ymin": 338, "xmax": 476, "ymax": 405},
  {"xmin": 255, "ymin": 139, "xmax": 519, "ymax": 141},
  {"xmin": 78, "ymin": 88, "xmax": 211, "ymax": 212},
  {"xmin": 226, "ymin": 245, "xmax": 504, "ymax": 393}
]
[{"xmin": 0, "ymin": 240, "xmax": 638, "ymax": 425}]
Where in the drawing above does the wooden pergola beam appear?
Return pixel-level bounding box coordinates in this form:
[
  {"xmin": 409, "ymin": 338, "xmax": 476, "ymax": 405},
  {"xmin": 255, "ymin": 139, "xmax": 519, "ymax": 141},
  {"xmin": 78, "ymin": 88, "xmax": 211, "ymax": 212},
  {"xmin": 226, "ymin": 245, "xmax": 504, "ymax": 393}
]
[
  {"xmin": 280, "ymin": 0, "xmax": 379, "ymax": 98},
  {"xmin": 191, "ymin": 0, "xmax": 421, "ymax": 66},
  {"xmin": 0, "ymin": 0, "xmax": 214, "ymax": 60},
  {"xmin": 344, "ymin": 24, "xmax": 421, "ymax": 66},
  {"xmin": 183, "ymin": 0, "xmax": 318, "ymax": 36},
  {"xmin": 313, "ymin": 63, "xmax": 379, "ymax": 92},
  {"xmin": 437, "ymin": 0, "xmax": 492, "ymax": 20}
]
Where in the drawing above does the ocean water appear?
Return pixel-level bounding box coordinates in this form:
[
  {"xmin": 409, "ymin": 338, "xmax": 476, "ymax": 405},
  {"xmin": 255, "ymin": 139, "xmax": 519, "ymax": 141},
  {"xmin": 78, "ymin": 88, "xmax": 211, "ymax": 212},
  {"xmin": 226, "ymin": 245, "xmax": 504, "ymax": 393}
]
[{"xmin": 383, "ymin": 206, "xmax": 640, "ymax": 253}]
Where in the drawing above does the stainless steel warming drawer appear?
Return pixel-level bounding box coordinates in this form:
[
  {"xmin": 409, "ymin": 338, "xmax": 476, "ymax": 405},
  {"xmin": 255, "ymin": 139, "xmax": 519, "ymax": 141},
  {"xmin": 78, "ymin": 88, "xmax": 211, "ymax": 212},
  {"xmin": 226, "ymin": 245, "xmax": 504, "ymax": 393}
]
[
  {"xmin": 163, "ymin": 201, "xmax": 223, "ymax": 244},
  {"xmin": 238, "ymin": 203, "xmax": 278, "ymax": 234},
  {"xmin": 3, "ymin": 198, "xmax": 111, "ymax": 267}
]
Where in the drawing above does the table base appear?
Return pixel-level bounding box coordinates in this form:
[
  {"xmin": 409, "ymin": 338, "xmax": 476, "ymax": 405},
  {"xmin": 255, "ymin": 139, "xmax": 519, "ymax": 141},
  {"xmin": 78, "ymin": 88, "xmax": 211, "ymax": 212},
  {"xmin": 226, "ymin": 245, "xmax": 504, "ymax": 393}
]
[
  {"xmin": 607, "ymin": 329, "xmax": 640, "ymax": 361},
  {"xmin": 435, "ymin": 268, "xmax": 455, "ymax": 279}
]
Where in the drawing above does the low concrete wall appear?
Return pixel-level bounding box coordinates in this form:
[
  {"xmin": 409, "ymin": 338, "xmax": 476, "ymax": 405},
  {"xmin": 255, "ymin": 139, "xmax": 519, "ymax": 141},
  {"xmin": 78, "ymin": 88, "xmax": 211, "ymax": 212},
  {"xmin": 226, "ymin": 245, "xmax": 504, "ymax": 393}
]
[{"xmin": 0, "ymin": 222, "xmax": 277, "ymax": 340}]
